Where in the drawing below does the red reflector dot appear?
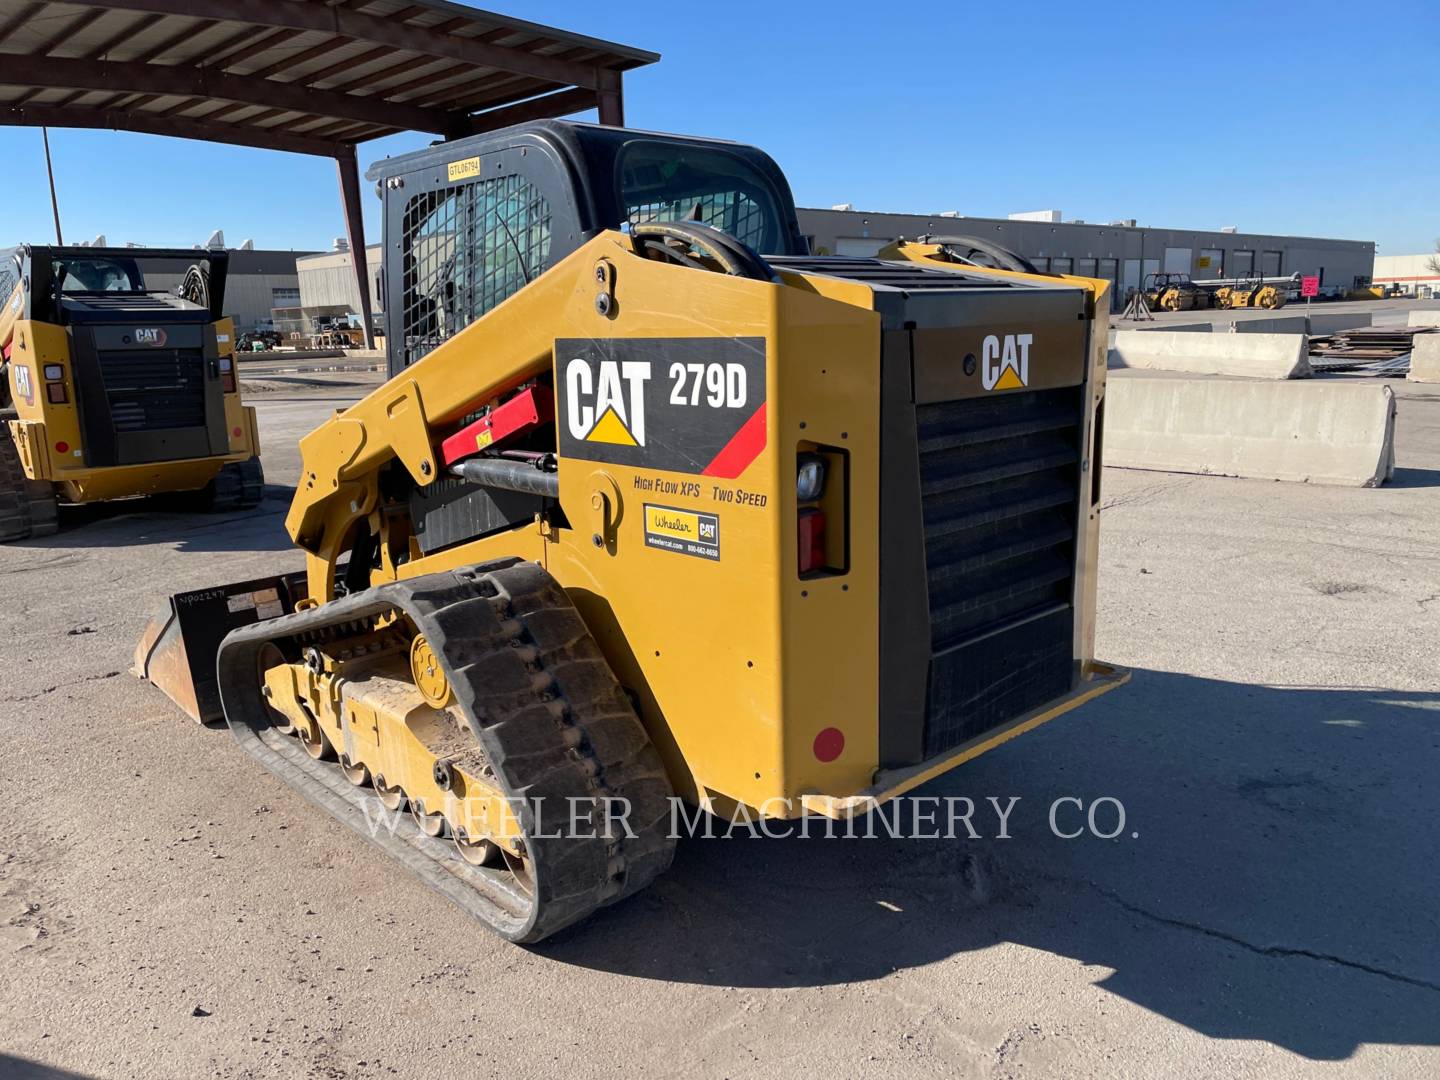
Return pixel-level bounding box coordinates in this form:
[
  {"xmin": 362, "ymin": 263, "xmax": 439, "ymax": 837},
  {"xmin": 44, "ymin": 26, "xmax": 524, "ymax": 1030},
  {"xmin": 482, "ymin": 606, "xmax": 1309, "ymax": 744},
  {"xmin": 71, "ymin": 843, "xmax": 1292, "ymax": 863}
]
[
  {"xmin": 232, "ymin": 427, "xmax": 243, "ymax": 438},
  {"xmin": 813, "ymin": 727, "xmax": 845, "ymax": 763},
  {"xmin": 54, "ymin": 441, "xmax": 69, "ymax": 454}
]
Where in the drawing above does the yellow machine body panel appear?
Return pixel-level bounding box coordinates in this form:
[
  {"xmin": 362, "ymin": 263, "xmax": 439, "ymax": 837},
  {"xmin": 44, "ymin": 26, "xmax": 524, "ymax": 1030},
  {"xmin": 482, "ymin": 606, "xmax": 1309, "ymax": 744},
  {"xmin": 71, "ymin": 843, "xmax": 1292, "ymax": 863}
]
[{"xmin": 280, "ymin": 231, "xmax": 1123, "ymax": 818}]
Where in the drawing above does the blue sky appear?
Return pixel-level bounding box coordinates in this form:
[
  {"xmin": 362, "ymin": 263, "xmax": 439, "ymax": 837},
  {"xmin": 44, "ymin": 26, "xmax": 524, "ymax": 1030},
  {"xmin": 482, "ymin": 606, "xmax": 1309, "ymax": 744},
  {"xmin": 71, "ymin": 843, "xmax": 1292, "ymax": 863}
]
[{"xmin": 3, "ymin": 1, "xmax": 1436, "ymax": 254}]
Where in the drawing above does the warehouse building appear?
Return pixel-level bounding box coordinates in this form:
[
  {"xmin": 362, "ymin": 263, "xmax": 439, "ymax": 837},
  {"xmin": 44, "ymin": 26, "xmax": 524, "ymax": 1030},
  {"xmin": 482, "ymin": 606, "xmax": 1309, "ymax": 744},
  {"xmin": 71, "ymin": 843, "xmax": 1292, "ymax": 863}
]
[
  {"xmin": 1372, "ymin": 253, "xmax": 1439, "ymax": 298},
  {"xmin": 289, "ymin": 216, "xmax": 1379, "ymax": 324},
  {"xmin": 294, "ymin": 245, "xmax": 384, "ymax": 333},
  {"xmin": 796, "ymin": 208, "xmax": 1376, "ymax": 309}
]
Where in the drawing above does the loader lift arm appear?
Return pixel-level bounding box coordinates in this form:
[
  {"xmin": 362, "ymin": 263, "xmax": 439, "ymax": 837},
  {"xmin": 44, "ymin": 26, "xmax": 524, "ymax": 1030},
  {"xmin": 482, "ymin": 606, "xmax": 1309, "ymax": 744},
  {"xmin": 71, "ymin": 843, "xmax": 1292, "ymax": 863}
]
[{"xmin": 287, "ymin": 236, "xmax": 612, "ymax": 583}]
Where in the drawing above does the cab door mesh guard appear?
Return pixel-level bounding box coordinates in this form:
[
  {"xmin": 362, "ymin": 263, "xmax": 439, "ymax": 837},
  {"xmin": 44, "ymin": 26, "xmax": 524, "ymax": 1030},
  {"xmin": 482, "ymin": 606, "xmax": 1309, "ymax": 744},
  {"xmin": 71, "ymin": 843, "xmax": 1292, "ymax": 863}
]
[{"xmin": 399, "ymin": 174, "xmax": 553, "ymax": 370}]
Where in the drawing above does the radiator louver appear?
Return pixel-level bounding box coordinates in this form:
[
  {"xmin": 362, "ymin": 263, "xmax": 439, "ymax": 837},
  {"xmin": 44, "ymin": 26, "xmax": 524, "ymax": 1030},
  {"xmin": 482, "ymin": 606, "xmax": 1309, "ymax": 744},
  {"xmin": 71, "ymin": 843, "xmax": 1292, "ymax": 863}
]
[
  {"xmin": 917, "ymin": 386, "xmax": 1083, "ymax": 755},
  {"xmin": 98, "ymin": 350, "xmax": 207, "ymax": 432}
]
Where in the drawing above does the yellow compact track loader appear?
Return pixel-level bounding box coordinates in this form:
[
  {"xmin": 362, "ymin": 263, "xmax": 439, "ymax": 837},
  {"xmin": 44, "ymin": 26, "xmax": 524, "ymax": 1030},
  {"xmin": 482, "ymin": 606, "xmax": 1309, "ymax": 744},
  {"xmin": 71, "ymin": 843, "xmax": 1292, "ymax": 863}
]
[
  {"xmin": 137, "ymin": 121, "xmax": 1126, "ymax": 943},
  {"xmin": 0, "ymin": 246, "xmax": 263, "ymax": 541}
]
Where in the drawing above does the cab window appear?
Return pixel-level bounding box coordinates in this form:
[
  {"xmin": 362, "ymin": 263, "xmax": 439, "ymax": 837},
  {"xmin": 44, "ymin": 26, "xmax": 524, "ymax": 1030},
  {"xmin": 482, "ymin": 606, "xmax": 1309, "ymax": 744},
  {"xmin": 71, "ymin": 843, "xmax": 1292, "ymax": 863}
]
[
  {"xmin": 620, "ymin": 141, "xmax": 786, "ymax": 255},
  {"xmin": 58, "ymin": 258, "xmax": 144, "ymax": 293}
]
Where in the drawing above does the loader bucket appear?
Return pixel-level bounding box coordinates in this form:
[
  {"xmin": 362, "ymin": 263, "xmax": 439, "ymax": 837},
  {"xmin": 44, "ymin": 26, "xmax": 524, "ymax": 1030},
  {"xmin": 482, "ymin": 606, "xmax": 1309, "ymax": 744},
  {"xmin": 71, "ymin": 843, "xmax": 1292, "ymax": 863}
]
[{"xmin": 133, "ymin": 572, "xmax": 307, "ymax": 723}]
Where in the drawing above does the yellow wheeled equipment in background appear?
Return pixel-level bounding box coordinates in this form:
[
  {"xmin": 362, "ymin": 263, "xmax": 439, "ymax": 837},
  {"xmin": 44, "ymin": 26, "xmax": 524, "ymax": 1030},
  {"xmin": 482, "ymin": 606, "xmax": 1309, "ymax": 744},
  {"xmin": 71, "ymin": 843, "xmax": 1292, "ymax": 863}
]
[
  {"xmin": 1137, "ymin": 271, "xmax": 1211, "ymax": 312},
  {"xmin": 1, "ymin": 246, "xmax": 263, "ymax": 541},
  {"xmin": 137, "ymin": 120, "xmax": 1126, "ymax": 943},
  {"xmin": 1205, "ymin": 272, "xmax": 1291, "ymax": 310}
]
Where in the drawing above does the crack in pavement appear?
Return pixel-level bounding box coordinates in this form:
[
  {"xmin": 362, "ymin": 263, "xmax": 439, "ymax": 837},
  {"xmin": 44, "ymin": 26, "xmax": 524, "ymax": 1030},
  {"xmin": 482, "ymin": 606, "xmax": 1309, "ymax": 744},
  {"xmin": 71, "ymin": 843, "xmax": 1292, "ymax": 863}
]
[
  {"xmin": 1077, "ymin": 878, "xmax": 1440, "ymax": 994},
  {"xmin": 2, "ymin": 670, "xmax": 121, "ymax": 704},
  {"xmin": 175, "ymin": 506, "xmax": 286, "ymax": 534},
  {"xmin": 0, "ymin": 555, "xmax": 90, "ymax": 576}
]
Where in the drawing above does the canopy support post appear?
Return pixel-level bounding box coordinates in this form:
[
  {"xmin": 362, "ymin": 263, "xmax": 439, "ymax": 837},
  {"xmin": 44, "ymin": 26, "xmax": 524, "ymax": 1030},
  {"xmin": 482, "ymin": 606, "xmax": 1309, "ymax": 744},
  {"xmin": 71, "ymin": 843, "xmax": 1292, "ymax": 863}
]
[{"xmin": 335, "ymin": 146, "xmax": 375, "ymax": 351}]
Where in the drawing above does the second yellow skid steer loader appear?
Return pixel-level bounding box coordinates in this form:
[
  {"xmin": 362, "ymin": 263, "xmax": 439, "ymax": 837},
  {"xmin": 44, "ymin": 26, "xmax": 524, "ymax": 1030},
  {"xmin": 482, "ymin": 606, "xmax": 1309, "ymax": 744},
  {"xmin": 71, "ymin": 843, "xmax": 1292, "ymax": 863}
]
[
  {"xmin": 138, "ymin": 121, "xmax": 1127, "ymax": 943},
  {"xmin": 1, "ymin": 246, "xmax": 264, "ymax": 542}
]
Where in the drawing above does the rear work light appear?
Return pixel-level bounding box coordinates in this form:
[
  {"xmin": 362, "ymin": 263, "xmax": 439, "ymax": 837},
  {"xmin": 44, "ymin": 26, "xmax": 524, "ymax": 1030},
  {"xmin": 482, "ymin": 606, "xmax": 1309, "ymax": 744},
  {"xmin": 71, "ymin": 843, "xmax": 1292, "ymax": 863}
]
[
  {"xmin": 796, "ymin": 453, "xmax": 827, "ymax": 501},
  {"xmin": 798, "ymin": 508, "xmax": 827, "ymax": 574},
  {"xmin": 797, "ymin": 445, "xmax": 848, "ymax": 578}
]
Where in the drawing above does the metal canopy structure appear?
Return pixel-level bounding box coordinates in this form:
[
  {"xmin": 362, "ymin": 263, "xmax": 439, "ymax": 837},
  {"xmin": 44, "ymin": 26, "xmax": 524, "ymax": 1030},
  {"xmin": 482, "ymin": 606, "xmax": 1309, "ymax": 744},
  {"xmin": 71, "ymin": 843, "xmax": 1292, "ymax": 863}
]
[{"xmin": 0, "ymin": 0, "xmax": 658, "ymax": 345}]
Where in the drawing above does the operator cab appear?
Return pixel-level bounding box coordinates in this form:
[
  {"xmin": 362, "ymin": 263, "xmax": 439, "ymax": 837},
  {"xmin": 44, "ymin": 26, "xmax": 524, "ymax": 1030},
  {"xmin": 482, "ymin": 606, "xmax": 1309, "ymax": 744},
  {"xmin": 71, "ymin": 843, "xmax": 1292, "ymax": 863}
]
[{"xmin": 367, "ymin": 120, "xmax": 809, "ymax": 377}]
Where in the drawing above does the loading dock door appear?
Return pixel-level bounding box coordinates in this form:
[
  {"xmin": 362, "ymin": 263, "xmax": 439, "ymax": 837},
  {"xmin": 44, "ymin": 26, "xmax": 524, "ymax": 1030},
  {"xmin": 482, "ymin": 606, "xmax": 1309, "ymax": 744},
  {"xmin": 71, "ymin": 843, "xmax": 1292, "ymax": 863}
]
[
  {"xmin": 1100, "ymin": 257, "xmax": 1119, "ymax": 310},
  {"xmin": 1123, "ymin": 258, "xmax": 1141, "ymax": 295},
  {"xmin": 836, "ymin": 237, "xmax": 889, "ymax": 257},
  {"xmin": 1163, "ymin": 247, "xmax": 1192, "ymax": 274}
]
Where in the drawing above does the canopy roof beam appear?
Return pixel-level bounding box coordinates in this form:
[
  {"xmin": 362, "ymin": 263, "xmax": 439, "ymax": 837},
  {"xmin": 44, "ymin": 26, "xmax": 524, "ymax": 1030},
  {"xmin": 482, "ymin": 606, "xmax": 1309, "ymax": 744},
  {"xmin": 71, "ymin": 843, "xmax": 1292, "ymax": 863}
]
[
  {"xmin": 2, "ymin": 53, "xmax": 464, "ymax": 136},
  {"xmin": 60, "ymin": 0, "xmax": 612, "ymax": 89}
]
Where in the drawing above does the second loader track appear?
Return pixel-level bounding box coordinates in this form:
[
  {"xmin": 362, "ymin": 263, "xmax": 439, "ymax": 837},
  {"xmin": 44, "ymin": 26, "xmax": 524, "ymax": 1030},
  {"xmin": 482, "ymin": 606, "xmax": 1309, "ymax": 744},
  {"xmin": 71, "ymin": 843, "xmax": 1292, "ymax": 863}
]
[{"xmin": 217, "ymin": 558, "xmax": 676, "ymax": 942}]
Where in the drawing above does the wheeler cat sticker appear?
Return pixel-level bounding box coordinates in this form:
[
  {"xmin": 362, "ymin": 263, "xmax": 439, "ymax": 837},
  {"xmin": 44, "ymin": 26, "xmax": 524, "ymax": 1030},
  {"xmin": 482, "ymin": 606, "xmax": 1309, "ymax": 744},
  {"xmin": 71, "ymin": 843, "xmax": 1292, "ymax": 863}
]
[{"xmin": 643, "ymin": 504, "xmax": 720, "ymax": 560}]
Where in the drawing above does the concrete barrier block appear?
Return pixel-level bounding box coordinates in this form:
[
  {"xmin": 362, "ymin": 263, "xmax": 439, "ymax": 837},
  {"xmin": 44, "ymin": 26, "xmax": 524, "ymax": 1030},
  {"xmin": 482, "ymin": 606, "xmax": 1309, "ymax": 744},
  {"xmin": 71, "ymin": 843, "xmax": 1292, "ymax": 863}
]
[
  {"xmin": 1411, "ymin": 335, "xmax": 1440, "ymax": 383},
  {"xmin": 1230, "ymin": 315, "xmax": 1308, "ymax": 335},
  {"xmin": 1109, "ymin": 330, "xmax": 1311, "ymax": 379},
  {"xmin": 1105, "ymin": 373, "xmax": 1397, "ymax": 487},
  {"xmin": 1307, "ymin": 313, "xmax": 1372, "ymax": 336},
  {"xmin": 1407, "ymin": 310, "xmax": 1440, "ymax": 328}
]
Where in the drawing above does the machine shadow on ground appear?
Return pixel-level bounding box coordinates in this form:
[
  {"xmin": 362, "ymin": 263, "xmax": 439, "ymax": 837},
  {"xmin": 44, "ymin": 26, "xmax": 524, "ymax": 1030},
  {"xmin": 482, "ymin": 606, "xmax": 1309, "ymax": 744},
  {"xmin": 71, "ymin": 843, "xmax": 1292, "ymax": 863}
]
[
  {"xmin": 0, "ymin": 1055, "xmax": 99, "ymax": 1080},
  {"xmin": 544, "ymin": 670, "xmax": 1440, "ymax": 1060},
  {"xmin": 1, "ymin": 486, "xmax": 298, "ymax": 555}
]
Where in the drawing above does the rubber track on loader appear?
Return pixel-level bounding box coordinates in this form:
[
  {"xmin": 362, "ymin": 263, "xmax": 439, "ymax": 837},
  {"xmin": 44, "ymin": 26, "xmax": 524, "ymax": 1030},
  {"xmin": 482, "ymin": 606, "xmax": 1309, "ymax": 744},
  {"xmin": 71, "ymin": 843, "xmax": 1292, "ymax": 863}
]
[
  {"xmin": 216, "ymin": 559, "xmax": 675, "ymax": 943},
  {"xmin": 209, "ymin": 456, "xmax": 265, "ymax": 513},
  {"xmin": 0, "ymin": 415, "xmax": 57, "ymax": 541}
]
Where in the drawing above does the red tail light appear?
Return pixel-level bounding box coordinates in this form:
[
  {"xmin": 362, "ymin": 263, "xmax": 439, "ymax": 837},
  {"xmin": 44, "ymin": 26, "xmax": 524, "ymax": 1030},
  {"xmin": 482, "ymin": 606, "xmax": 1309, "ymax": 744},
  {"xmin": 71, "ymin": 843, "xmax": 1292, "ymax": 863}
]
[
  {"xmin": 46, "ymin": 382, "xmax": 68, "ymax": 404},
  {"xmin": 798, "ymin": 508, "xmax": 826, "ymax": 574},
  {"xmin": 222, "ymin": 372, "xmax": 237, "ymax": 393}
]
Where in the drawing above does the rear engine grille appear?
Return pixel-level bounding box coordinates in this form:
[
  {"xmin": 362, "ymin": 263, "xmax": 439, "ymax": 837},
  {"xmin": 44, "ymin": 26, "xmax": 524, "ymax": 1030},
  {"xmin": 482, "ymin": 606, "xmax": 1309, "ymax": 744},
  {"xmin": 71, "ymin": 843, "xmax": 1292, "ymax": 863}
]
[
  {"xmin": 69, "ymin": 293, "xmax": 174, "ymax": 310},
  {"xmin": 768, "ymin": 256, "xmax": 1021, "ymax": 290},
  {"xmin": 98, "ymin": 349, "xmax": 207, "ymax": 432},
  {"xmin": 918, "ymin": 386, "xmax": 1083, "ymax": 756}
]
